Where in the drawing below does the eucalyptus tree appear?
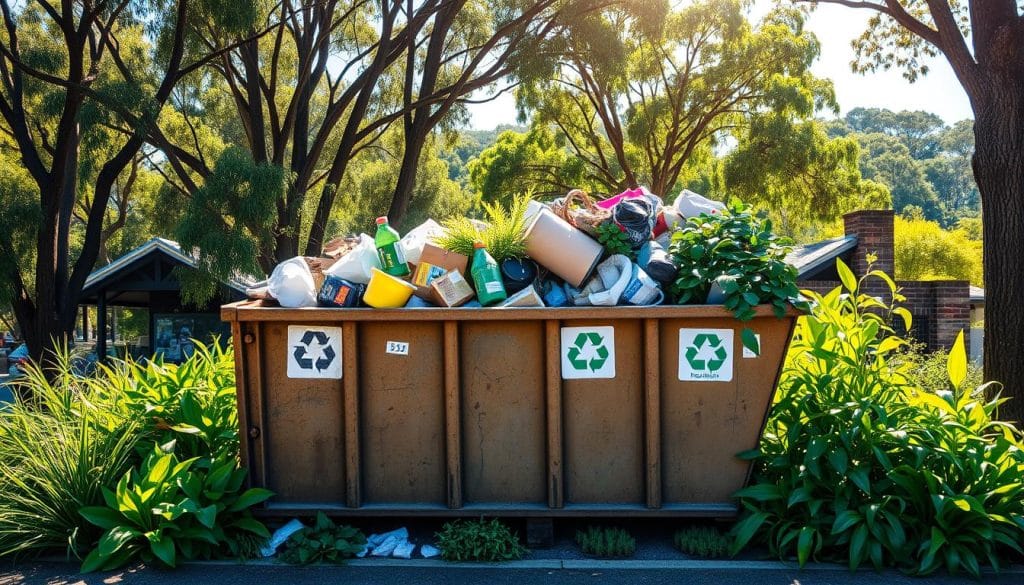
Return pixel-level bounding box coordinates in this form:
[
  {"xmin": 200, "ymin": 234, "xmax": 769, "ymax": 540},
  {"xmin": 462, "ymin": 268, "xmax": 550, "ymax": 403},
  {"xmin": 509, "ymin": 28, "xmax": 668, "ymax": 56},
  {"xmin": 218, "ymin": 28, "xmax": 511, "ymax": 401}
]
[
  {"xmin": 793, "ymin": 0, "xmax": 1024, "ymax": 422},
  {"xmin": 167, "ymin": 0, "xmax": 587, "ymax": 292},
  {"xmin": 0, "ymin": 0, "xmax": 265, "ymax": 362},
  {"xmin": 516, "ymin": 0, "xmax": 847, "ymax": 200}
]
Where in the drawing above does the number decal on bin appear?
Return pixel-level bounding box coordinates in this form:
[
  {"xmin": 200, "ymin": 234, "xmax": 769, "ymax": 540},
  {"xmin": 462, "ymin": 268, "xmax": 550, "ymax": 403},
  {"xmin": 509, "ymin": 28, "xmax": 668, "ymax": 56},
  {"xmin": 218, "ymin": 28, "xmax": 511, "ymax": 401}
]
[
  {"xmin": 560, "ymin": 326, "xmax": 615, "ymax": 379},
  {"xmin": 386, "ymin": 340, "xmax": 410, "ymax": 355},
  {"xmin": 287, "ymin": 326, "xmax": 343, "ymax": 379},
  {"xmin": 678, "ymin": 328, "xmax": 733, "ymax": 382}
]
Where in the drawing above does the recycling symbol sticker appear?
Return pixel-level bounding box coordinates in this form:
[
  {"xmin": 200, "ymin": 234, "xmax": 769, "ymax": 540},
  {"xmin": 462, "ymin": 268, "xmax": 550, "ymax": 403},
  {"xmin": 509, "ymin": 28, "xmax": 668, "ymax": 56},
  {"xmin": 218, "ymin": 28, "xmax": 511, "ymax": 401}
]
[
  {"xmin": 561, "ymin": 326, "xmax": 615, "ymax": 379},
  {"xmin": 679, "ymin": 328, "xmax": 733, "ymax": 382},
  {"xmin": 287, "ymin": 326, "xmax": 343, "ymax": 379}
]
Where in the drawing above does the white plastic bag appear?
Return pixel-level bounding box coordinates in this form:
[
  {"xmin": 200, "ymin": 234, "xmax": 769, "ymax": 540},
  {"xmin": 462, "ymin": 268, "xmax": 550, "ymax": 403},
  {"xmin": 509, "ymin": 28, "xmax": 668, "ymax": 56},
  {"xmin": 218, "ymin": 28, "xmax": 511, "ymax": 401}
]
[
  {"xmin": 324, "ymin": 234, "xmax": 380, "ymax": 284},
  {"xmin": 268, "ymin": 257, "xmax": 318, "ymax": 308},
  {"xmin": 399, "ymin": 219, "xmax": 444, "ymax": 265},
  {"xmin": 674, "ymin": 189, "xmax": 726, "ymax": 218},
  {"xmin": 572, "ymin": 255, "xmax": 633, "ymax": 306}
]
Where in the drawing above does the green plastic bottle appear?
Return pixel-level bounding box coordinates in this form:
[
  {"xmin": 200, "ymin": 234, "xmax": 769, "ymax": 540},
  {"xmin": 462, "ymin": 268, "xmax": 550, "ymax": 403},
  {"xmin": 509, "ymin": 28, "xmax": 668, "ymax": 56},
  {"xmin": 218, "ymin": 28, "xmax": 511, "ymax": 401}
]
[
  {"xmin": 470, "ymin": 241, "xmax": 507, "ymax": 306},
  {"xmin": 374, "ymin": 216, "xmax": 410, "ymax": 277}
]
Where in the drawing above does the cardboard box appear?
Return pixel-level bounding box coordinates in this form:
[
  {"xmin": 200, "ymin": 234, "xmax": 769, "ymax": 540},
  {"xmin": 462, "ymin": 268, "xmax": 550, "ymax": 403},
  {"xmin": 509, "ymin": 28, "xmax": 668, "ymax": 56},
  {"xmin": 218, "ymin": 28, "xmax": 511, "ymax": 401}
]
[
  {"xmin": 411, "ymin": 244, "xmax": 468, "ymax": 299},
  {"xmin": 430, "ymin": 270, "xmax": 475, "ymax": 307}
]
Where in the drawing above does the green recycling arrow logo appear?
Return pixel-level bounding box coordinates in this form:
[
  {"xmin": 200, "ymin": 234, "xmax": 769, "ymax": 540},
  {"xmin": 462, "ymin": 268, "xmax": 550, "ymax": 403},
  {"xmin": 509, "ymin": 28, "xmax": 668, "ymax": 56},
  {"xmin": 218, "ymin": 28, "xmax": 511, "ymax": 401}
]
[
  {"xmin": 684, "ymin": 333, "xmax": 728, "ymax": 372},
  {"xmin": 567, "ymin": 331, "xmax": 610, "ymax": 372}
]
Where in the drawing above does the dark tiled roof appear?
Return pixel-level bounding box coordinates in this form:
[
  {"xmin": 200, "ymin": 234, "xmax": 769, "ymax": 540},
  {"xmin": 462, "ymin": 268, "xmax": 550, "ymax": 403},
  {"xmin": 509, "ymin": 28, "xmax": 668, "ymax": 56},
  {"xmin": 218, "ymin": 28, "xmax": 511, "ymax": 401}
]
[{"xmin": 786, "ymin": 236, "xmax": 858, "ymax": 279}]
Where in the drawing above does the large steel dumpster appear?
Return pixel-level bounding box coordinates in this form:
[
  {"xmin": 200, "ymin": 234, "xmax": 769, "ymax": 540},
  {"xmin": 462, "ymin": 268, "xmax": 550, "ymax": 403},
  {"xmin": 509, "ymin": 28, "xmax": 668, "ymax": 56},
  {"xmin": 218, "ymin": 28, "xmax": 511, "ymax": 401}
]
[{"xmin": 222, "ymin": 301, "xmax": 797, "ymax": 518}]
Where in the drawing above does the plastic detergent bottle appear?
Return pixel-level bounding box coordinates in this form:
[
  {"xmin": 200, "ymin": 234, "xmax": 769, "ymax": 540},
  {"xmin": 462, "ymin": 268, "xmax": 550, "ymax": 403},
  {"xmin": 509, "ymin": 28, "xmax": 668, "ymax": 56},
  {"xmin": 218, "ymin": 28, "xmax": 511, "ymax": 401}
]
[
  {"xmin": 374, "ymin": 216, "xmax": 410, "ymax": 277},
  {"xmin": 470, "ymin": 241, "xmax": 507, "ymax": 306}
]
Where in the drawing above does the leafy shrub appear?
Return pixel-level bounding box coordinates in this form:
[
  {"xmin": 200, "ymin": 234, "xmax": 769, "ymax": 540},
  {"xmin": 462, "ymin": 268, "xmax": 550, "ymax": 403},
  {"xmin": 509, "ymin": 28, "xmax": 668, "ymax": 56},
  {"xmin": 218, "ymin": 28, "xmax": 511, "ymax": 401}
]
[
  {"xmin": 668, "ymin": 200, "xmax": 799, "ymax": 321},
  {"xmin": 575, "ymin": 526, "xmax": 636, "ymax": 558},
  {"xmin": 731, "ymin": 261, "xmax": 1024, "ymax": 577},
  {"xmin": 594, "ymin": 221, "xmax": 636, "ymax": 260},
  {"xmin": 435, "ymin": 518, "xmax": 525, "ymax": 562},
  {"xmin": 94, "ymin": 340, "xmax": 240, "ymax": 461},
  {"xmin": 79, "ymin": 444, "xmax": 272, "ymax": 571},
  {"xmin": 436, "ymin": 194, "xmax": 531, "ymax": 262},
  {"xmin": 674, "ymin": 526, "xmax": 731, "ymax": 558},
  {"xmin": 0, "ymin": 352, "xmax": 140, "ymax": 558},
  {"xmin": 895, "ymin": 340, "xmax": 984, "ymax": 396},
  {"xmin": 279, "ymin": 512, "xmax": 366, "ymax": 565}
]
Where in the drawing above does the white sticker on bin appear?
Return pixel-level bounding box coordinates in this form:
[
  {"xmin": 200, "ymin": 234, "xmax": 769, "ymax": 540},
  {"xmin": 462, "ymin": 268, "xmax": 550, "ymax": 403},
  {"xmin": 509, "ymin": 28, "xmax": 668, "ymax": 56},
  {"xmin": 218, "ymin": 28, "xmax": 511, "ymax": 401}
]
[
  {"xmin": 678, "ymin": 328, "xmax": 733, "ymax": 382},
  {"xmin": 560, "ymin": 326, "xmax": 615, "ymax": 379},
  {"xmin": 287, "ymin": 326, "xmax": 342, "ymax": 379},
  {"xmin": 386, "ymin": 341, "xmax": 410, "ymax": 356}
]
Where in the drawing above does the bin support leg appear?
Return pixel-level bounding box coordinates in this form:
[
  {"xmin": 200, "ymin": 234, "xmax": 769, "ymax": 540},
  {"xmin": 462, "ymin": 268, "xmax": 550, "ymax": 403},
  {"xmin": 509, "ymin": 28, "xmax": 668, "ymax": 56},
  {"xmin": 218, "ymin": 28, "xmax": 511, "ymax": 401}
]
[
  {"xmin": 526, "ymin": 518, "xmax": 554, "ymax": 548},
  {"xmin": 545, "ymin": 320, "xmax": 564, "ymax": 509},
  {"xmin": 644, "ymin": 319, "xmax": 662, "ymax": 509},
  {"xmin": 443, "ymin": 321, "xmax": 462, "ymax": 509}
]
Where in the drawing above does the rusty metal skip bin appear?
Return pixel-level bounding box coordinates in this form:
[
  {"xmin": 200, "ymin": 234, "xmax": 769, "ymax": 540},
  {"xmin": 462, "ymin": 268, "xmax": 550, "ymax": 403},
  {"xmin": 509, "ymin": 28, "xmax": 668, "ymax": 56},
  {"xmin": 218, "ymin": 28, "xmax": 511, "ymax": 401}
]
[{"xmin": 222, "ymin": 301, "xmax": 797, "ymax": 518}]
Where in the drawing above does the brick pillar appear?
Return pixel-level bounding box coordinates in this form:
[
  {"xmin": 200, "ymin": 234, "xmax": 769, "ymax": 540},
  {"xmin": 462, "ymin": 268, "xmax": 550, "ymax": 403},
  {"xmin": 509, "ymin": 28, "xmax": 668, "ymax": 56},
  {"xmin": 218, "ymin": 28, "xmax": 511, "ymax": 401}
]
[
  {"xmin": 932, "ymin": 280, "xmax": 971, "ymax": 354},
  {"xmin": 843, "ymin": 210, "xmax": 895, "ymax": 278},
  {"xmin": 843, "ymin": 210, "xmax": 895, "ymax": 301}
]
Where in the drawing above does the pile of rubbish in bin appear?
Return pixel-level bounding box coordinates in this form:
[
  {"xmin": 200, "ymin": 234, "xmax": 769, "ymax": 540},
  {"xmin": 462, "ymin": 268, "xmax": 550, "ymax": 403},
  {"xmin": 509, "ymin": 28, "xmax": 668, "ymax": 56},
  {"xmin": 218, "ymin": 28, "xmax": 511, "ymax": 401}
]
[{"xmin": 250, "ymin": 187, "xmax": 734, "ymax": 310}]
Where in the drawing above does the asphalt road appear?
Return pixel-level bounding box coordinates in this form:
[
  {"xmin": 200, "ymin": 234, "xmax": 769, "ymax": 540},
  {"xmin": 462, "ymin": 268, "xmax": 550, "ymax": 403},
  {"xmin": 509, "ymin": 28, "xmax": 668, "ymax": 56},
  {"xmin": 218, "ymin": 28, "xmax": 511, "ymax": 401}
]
[{"xmin": 2, "ymin": 560, "xmax": 1017, "ymax": 585}]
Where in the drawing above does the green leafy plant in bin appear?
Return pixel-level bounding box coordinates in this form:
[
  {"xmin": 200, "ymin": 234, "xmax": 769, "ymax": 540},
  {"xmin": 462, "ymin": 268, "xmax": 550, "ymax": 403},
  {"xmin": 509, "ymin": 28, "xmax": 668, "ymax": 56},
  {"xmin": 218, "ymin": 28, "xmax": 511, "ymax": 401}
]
[
  {"xmin": 674, "ymin": 526, "xmax": 731, "ymax": 558},
  {"xmin": 668, "ymin": 200, "xmax": 799, "ymax": 321},
  {"xmin": 435, "ymin": 518, "xmax": 525, "ymax": 562},
  {"xmin": 280, "ymin": 512, "xmax": 367, "ymax": 565},
  {"xmin": 79, "ymin": 444, "xmax": 273, "ymax": 571},
  {"xmin": 575, "ymin": 526, "xmax": 636, "ymax": 558},
  {"xmin": 730, "ymin": 260, "xmax": 1024, "ymax": 577},
  {"xmin": 436, "ymin": 193, "xmax": 531, "ymax": 263},
  {"xmin": 593, "ymin": 220, "xmax": 636, "ymax": 261}
]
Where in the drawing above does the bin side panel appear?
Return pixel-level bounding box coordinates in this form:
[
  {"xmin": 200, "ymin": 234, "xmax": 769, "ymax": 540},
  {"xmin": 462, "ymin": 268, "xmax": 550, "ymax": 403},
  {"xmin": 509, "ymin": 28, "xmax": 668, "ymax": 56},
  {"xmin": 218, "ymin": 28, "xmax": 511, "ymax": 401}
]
[
  {"xmin": 661, "ymin": 316, "xmax": 791, "ymax": 504},
  {"xmin": 460, "ymin": 320, "xmax": 546, "ymax": 504},
  {"xmin": 261, "ymin": 322, "xmax": 345, "ymax": 504},
  {"xmin": 563, "ymin": 319, "xmax": 645, "ymax": 505},
  {"xmin": 359, "ymin": 321, "xmax": 446, "ymax": 505}
]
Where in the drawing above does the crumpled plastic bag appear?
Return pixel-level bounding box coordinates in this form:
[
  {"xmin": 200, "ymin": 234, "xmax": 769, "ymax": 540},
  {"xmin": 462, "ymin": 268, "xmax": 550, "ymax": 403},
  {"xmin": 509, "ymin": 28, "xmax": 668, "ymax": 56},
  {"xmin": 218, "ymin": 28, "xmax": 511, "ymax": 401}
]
[
  {"xmin": 614, "ymin": 197, "xmax": 657, "ymax": 250},
  {"xmin": 399, "ymin": 219, "xmax": 444, "ymax": 266},
  {"xmin": 572, "ymin": 254, "xmax": 633, "ymax": 306},
  {"xmin": 638, "ymin": 240, "xmax": 679, "ymax": 284},
  {"xmin": 596, "ymin": 186, "xmax": 663, "ymax": 210},
  {"xmin": 268, "ymin": 257, "xmax": 318, "ymax": 308},
  {"xmin": 674, "ymin": 189, "xmax": 726, "ymax": 218},
  {"xmin": 324, "ymin": 234, "xmax": 380, "ymax": 284},
  {"xmin": 261, "ymin": 519, "xmax": 305, "ymax": 557}
]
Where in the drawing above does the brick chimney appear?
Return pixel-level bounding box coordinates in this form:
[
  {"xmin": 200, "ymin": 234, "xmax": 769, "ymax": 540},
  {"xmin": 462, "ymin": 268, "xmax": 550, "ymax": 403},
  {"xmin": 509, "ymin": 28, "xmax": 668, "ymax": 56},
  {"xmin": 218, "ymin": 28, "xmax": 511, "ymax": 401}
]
[{"xmin": 843, "ymin": 210, "xmax": 895, "ymax": 278}]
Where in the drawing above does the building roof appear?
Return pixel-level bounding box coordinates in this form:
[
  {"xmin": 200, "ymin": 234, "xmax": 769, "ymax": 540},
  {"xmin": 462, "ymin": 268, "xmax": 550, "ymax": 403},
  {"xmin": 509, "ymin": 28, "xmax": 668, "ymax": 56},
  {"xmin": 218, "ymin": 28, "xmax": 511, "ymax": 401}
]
[
  {"xmin": 786, "ymin": 235, "xmax": 859, "ymax": 279},
  {"xmin": 969, "ymin": 285, "xmax": 985, "ymax": 303},
  {"xmin": 83, "ymin": 237, "xmax": 256, "ymax": 299}
]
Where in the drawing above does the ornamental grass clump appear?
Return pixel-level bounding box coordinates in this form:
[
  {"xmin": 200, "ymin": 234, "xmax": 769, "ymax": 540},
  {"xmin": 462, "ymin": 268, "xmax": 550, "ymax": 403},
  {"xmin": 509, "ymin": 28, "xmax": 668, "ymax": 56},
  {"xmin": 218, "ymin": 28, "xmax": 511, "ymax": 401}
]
[
  {"xmin": 575, "ymin": 526, "xmax": 636, "ymax": 558},
  {"xmin": 0, "ymin": 341, "xmax": 271, "ymax": 570},
  {"xmin": 0, "ymin": 350, "xmax": 139, "ymax": 559},
  {"xmin": 731, "ymin": 259, "xmax": 1024, "ymax": 577}
]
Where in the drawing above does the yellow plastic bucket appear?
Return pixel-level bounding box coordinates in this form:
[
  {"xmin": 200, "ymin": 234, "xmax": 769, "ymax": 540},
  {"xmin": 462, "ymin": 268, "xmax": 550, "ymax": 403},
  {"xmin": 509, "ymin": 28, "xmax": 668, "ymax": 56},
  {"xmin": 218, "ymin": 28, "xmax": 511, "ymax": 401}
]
[{"xmin": 363, "ymin": 267, "xmax": 418, "ymax": 308}]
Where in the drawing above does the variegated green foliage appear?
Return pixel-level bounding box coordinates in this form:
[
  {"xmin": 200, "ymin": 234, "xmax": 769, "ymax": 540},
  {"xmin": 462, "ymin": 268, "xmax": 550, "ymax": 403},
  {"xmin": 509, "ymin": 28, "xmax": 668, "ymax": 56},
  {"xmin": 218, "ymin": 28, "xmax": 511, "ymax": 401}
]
[{"xmin": 732, "ymin": 260, "xmax": 1024, "ymax": 577}]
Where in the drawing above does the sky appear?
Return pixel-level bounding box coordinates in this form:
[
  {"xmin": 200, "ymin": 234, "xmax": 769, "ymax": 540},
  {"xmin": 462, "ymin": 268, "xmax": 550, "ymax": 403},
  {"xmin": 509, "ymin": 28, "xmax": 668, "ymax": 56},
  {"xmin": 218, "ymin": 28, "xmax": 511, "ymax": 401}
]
[{"xmin": 466, "ymin": 1, "xmax": 973, "ymax": 130}]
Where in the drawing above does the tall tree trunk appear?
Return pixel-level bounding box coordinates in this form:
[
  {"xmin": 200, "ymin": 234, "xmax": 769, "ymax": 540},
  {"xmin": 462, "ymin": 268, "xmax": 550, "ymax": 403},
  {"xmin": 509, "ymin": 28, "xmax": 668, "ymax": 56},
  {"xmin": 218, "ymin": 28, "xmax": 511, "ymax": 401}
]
[
  {"xmin": 387, "ymin": 138, "xmax": 425, "ymax": 225},
  {"xmin": 974, "ymin": 74, "xmax": 1024, "ymax": 426}
]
